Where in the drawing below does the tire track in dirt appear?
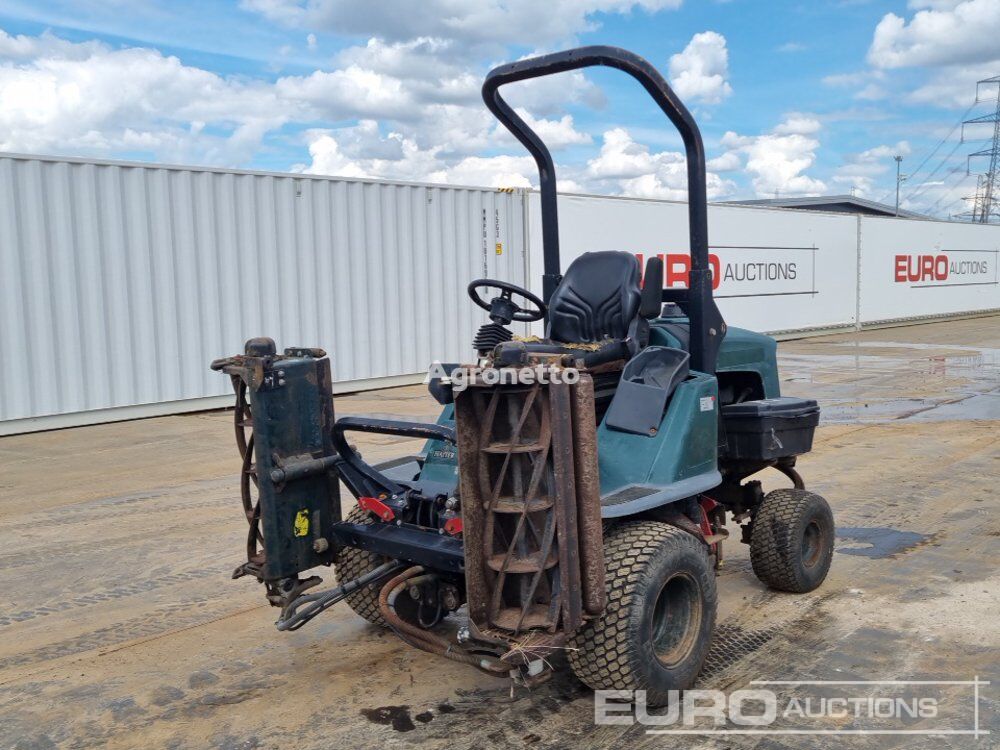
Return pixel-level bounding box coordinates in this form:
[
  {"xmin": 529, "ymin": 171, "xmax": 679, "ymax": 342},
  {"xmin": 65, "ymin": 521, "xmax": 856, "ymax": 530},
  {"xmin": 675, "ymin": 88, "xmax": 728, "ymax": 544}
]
[
  {"xmin": 0, "ymin": 479, "xmax": 237, "ymax": 533},
  {"xmin": 0, "ymin": 564, "xmax": 233, "ymax": 629},
  {"xmin": 0, "ymin": 597, "xmax": 261, "ymax": 678}
]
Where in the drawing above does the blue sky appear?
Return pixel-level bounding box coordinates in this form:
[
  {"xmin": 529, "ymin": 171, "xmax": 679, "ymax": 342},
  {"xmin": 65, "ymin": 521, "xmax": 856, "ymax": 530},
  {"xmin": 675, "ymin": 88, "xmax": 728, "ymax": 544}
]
[{"xmin": 0, "ymin": 0, "xmax": 997, "ymax": 217}]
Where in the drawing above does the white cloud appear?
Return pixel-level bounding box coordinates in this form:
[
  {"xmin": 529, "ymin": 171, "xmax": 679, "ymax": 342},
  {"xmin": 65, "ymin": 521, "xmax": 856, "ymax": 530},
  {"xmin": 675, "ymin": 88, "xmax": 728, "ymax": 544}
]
[
  {"xmin": 908, "ymin": 64, "xmax": 998, "ymax": 106},
  {"xmin": 584, "ymin": 127, "xmax": 735, "ymax": 199},
  {"xmin": 0, "ymin": 18, "xmax": 758, "ymax": 199},
  {"xmin": 773, "ymin": 115, "xmax": 822, "ymax": 135},
  {"xmin": 908, "ymin": 1, "xmax": 972, "ymax": 12},
  {"xmin": 429, "ymin": 154, "xmax": 536, "ymax": 187},
  {"xmin": 0, "ymin": 32, "xmax": 288, "ymax": 162},
  {"xmin": 0, "ymin": 25, "xmax": 599, "ymax": 170},
  {"xmin": 242, "ymin": 0, "xmax": 683, "ymax": 48},
  {"xmin": 855, "ymin": 83, "xmax": 888, "ymax": 101},
  {"xmin": 668, "ymin": 31, "xmax": 733, "ymax": 104},
  {"xmin": 334, "ymin": 37, "xmax": 475, "ymax": 97},
  {"xmin": 300, "ymin": 123, "xmax": 442, "ymax": 181},
  {"xmin": 331, "ymin": 36, "xmax": 605, "ymax": 115},
  {"xmin": 299, "ymin": 124, "xmax": 537, "ymax": 187},
  {"xmin": 299, "ymin": 132, "xmax": 372, "ymax": 179},
  {"xmin": 720, "ymin": 116, "xmax": 826, "ymax": 197},
  {"xmin": 822, "ymin": 69, "xmax": 889, "ymax": 100},
  {"xmin": 832, "ymin": 141, "xmax": 911, "ymax": 197},
  {"xmin": 707, "ymin": 151, "xmax": 741, "ymax": 172},
  {"xmin": 868, "ymin": 0, "xmax": 1000, "ymax": 69},
  {"xmin": 493, "ymin": 109, "xmax": 592, "ymax": 150},
  {"xmin": 776, "ymin": 42, "xmax": 805, "ymax": 53},
  {"xmin": 303, "ymin": 124, "xmax": 740, "ymax": 199},
  {"xmin": 0, "ymin": 28, "xmax": 104, "ymax": 61},
  {"xmin": 276, "ymin": 66, "xmax": 419, "ymax": 120}
]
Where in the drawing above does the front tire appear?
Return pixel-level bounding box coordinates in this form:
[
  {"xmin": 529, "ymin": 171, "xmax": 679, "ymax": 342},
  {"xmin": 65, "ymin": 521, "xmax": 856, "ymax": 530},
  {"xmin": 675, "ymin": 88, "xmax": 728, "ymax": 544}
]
[
  {"xmin": 750, "ymin": 488, "xmax": 834, "ymax": 593},
  {"xmin": 568, "ymin": 521, "xmax": 717, "ymax": 706},
  {"xmin": 335, "ymin": 506, "xmax": 419, "ymax": 627}
]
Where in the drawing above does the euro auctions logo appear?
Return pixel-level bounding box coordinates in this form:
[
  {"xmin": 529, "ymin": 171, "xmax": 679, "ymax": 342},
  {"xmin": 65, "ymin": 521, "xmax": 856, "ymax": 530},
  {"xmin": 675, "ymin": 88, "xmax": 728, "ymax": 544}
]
[
  {"xmin": 894, "ymin": 250, "xmax": 998, "ymax": 288},
  {"xmin": 637, "ymin": 246, "xmax": 818, "ymax": 299},
  {"xmin": 594, "ymin": 678, "xmax": 991, "ymax": 738}
]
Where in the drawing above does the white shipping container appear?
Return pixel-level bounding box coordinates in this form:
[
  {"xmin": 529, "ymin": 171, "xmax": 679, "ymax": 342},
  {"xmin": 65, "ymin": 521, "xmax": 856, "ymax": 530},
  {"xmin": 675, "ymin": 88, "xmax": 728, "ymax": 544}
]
[
  {"xmin": 0, "ymin": 154, "xmax": 526, "ymax": 433},
  {"xmin": 527, "ymin": 192, "xmax": 859, "ymax": 334},
  {"xmin": 858, "ymin": 215, "xmax": 1000, "ymax": 323},
  {"xmin": 2, "ymin": 152, "xmax": 998, "ymax": 435},
  {"xmin": 527, "ymin": 192, "xmax": 1000, "ymax": 334}
]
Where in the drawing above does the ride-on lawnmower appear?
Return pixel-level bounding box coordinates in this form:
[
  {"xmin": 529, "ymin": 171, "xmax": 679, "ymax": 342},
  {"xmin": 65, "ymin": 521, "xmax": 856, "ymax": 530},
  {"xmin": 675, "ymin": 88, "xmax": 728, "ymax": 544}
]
[{"xmin": 211, "ymin": 46, "xmax": 833, "ymax": 703}]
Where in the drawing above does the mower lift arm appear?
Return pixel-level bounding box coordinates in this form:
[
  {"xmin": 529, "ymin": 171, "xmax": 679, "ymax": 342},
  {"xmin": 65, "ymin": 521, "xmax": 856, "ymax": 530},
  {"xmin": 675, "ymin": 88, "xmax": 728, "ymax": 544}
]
[
  {"xmin": 482, "ymin": 46, "xmax": 721, "ymax": 374},
  {"xmin": 332, "ymin": 416, "xmax": 456, "ymax": 500}
]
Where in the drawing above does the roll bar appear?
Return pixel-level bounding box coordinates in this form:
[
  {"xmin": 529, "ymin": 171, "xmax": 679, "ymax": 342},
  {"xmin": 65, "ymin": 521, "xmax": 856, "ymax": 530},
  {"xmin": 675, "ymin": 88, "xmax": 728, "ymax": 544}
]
[{"xmin": 482, "ymin": 45, "xmax": 722, "ymax": 373}]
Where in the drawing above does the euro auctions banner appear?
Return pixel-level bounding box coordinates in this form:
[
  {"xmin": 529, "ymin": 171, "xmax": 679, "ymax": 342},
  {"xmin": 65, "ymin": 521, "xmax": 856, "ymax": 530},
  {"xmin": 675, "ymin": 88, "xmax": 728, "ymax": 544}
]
[
  {"xmin": 639, "ymin": 246, "xmax": 819, "ymax": 299},
  {"xmin": 527, "ymin": 193, "xmax": 859, "ymax": 334},
  {"xmin": 859, "ymin": 217, "xmax": 1000, "ymax": 323},
  {"xmin": 893, "ymin": 252, "xmax": 997, "ymax": 287}
]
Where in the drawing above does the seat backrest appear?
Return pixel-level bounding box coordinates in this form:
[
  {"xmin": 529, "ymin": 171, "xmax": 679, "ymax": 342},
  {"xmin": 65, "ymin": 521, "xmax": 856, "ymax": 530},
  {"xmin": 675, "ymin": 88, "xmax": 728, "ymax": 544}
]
[{"xmin": 546, "ymin": 251, "xmax": 641, "ymax": 343}]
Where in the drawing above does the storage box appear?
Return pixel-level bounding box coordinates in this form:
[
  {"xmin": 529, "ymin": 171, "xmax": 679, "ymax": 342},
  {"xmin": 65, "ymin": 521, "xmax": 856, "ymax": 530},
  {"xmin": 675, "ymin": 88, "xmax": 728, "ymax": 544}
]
[{"xmin": 721, "ymin": 397, "xmax": 820, "ymax": 460}]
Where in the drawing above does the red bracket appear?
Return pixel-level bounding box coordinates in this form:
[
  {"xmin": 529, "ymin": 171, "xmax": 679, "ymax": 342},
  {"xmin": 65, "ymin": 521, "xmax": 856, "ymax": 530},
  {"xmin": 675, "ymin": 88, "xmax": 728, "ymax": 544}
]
[
  {"xmin": 698, "ymin": 496, "xmax": 718, "ymax": 538},
  {"xmin": 443, "ymin": 516, "xmax": 463, "ymax": 536},
  {"xmin": 358, "ymin": 496, "xmax": 395, "ymax": 522}
]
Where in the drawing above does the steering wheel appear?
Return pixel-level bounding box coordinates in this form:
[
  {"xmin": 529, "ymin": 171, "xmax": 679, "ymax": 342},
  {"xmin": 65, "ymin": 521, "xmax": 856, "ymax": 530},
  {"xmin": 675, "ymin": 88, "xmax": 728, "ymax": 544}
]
[{"xmin": 467, "ymin": 279, "xmax": 546, "ymax": 323}]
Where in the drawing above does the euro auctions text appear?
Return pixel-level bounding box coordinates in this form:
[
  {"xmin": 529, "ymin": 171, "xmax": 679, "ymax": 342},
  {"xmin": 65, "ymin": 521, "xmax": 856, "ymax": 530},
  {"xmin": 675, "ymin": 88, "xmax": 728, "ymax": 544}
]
[{"xmin": 594, "ymin": 678, "xmax": 990, "ymax": 738}]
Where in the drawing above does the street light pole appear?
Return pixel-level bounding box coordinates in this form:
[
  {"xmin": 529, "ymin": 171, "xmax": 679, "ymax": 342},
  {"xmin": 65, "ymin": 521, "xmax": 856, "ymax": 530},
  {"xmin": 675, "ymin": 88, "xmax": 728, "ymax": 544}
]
[{"xmin": 894, "ymin": 155, "xmax": 904, "ymax": 216}]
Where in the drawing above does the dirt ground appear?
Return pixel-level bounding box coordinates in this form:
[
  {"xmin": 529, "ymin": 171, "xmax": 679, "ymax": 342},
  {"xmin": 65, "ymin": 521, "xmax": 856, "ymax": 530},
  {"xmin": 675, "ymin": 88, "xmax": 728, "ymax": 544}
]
[{"xmin": 1, "ymin": 316, "xmax": 997, "ymax": 750}]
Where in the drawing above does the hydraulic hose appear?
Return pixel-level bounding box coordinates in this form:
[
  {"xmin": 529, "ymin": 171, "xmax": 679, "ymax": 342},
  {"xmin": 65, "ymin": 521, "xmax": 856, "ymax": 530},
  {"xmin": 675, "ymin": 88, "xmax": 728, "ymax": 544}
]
[
  {"xmin": 775, "ymin": 462, "xmax": 805, "ymax": 489},
  {"xmin": 378, "ymin": 566, "xmax": 509, "ymax": 674}
]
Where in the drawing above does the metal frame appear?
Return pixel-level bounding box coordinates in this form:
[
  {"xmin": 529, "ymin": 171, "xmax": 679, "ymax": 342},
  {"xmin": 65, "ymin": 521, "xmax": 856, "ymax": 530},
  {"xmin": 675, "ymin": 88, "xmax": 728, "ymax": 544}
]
[{"xmin": 482, "ymin": 45, "xmax": 718, "ymax": 372}]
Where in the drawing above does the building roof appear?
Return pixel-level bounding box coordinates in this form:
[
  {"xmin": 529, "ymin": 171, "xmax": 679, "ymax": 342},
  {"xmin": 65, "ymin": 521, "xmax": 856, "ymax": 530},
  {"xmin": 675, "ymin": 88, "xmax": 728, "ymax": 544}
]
[{"xmin": 722, "ymin": 194, "xmax": 927, "ymax": 219}]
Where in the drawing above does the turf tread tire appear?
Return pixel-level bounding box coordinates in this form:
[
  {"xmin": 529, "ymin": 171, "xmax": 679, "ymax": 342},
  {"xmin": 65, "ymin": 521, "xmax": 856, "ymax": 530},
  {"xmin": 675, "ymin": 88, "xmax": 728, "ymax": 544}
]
[
  {"xmin": 750, "ymin": 488, "xmax": 834, "ymax": 593},
  {"xmin": 334, "ymin": 505, "xmax": 390, "ymax": 626},
  {"xmin": 567, "ymin": 520, "xmax": 717, "ymax": 704}
]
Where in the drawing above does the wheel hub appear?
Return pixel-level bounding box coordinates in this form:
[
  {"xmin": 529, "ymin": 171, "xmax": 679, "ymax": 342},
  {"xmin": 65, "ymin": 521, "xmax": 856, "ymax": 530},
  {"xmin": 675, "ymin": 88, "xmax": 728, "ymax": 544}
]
[{"xmin": 651, "ymin": 572, "xmax": 703, "ymax": 668}]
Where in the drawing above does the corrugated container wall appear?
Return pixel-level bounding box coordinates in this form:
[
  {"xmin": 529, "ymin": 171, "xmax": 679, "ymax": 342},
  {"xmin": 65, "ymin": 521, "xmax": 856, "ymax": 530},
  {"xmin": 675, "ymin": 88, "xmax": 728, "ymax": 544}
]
[{"xmin": 0, "ymin": 155, "xmax": 526, "ymax": 433}]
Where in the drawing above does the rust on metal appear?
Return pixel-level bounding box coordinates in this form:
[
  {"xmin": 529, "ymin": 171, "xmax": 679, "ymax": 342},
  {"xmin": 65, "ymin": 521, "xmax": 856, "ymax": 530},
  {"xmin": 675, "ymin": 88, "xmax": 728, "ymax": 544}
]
[
  {"xmin": 454, "ymin": 364, "xmax": 605, "ymax": 646},
  {"xmin": 549, "ymin": 379, "xmax": 583, "ymax": 633},
  {"xmin": 569, "ymin": 373, "xmax": 606, "ymax": 616}
]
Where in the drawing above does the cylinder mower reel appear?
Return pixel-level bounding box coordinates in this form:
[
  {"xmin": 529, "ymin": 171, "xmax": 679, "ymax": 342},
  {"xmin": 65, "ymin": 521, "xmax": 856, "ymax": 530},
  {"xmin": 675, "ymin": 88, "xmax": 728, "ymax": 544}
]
[{"xmin": 209, "ymin": 45, "xmax": 835, "ymax": 700}]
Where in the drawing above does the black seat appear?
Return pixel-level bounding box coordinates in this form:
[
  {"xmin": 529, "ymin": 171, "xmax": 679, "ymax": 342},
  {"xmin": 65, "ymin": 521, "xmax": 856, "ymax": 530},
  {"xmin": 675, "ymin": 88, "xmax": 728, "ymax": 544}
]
[
  {"xmin": 490, "ymin": 251, "xmax": 647, "ymax": 373},
  {"xmin": 546, "ymin": 251, "xmax": 641, "ymax": 343}
]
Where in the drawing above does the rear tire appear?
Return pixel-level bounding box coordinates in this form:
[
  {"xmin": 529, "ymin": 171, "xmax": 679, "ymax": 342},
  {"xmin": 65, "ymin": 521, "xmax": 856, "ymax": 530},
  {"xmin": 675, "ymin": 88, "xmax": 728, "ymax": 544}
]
[
  {"xmin": 567, "ymin": 521, "xmax": 717, "ymax": 706},
  {"xmin": 750, "ymin": 488, "xmax": 834, "ymax": 593},
  {"xmin": 334, "ymin": 506, "xmax": 418, "ymax": 627}
]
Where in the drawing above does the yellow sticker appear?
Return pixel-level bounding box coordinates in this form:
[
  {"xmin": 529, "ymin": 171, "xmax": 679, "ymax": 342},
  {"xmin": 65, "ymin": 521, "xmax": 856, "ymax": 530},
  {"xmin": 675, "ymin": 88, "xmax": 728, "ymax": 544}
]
[
  {"xmin": 293, "ymin": 509, "xmax": 310, "ymax": 537},
  {"xmin": 495, "ymin": 242, "xmax": 503, "ymax": 255}
]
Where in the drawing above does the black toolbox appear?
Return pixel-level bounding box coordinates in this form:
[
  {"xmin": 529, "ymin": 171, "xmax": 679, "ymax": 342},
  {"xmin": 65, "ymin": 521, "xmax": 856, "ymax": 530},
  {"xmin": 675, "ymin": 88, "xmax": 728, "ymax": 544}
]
[{"xmin": 721, "ymin": 397, "xmax": 820, "ymax": 460}]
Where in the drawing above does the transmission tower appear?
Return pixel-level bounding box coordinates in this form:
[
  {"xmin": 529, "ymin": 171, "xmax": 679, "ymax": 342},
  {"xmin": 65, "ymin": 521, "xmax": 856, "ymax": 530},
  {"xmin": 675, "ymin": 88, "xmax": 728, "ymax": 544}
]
[
  {"xmin": 962, "ymin": 75, "xmax": 1000, "ymax": 223},
  {"xmin": 951, "ymin": 174, "xmax": 988, "ymax": 221}
]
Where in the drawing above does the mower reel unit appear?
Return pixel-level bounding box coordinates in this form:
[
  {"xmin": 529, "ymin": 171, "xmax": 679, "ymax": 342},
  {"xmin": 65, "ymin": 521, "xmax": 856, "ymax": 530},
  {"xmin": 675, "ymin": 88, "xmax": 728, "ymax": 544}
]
[{"xmin": 211, "ymin": 46, "xmax": 834, "ymax": 699}]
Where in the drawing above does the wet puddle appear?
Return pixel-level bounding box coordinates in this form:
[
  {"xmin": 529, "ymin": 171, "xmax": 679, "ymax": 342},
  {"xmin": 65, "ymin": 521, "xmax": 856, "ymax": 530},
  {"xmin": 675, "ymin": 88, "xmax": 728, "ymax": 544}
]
[
  {"xmin": 360, "ymin": 705, "xmax": 416, "ymax": 732},
  {"xmin": 778, "ymin": 340, "xmax": 1000, "ymax": 424},
  {"xmin": 835, "ymin": 527, "xmax": 932, "ymax": 558},
  {"xmin": 360, "ymin": 701, "xmax": 455, "ymax": 732}
]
